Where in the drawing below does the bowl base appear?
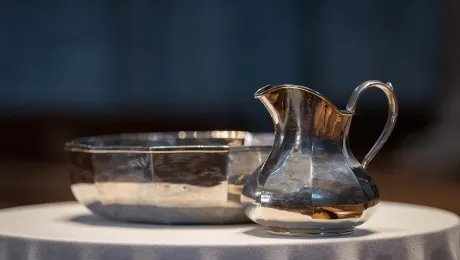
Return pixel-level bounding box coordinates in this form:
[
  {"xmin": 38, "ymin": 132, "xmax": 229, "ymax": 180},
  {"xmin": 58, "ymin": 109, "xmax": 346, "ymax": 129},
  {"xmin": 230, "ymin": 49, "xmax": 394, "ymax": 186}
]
[{"xmin": 265, "ymin": 226, "xmax": 355, "ymax": 237}]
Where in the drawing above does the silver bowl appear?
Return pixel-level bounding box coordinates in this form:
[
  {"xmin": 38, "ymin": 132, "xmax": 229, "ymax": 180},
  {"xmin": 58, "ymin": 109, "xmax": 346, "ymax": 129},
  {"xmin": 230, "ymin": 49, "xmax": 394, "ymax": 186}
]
[{"xmin": 64, "ymin": 131, "xmax": 273, "ymax": 224}]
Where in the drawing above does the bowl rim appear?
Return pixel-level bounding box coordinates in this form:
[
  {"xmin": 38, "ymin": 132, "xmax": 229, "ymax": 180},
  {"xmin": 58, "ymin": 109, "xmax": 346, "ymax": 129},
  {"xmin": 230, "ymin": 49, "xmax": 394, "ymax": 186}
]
[{"xmin": 64, "ymin": 130, "xmax": 274, "ymax": 153}]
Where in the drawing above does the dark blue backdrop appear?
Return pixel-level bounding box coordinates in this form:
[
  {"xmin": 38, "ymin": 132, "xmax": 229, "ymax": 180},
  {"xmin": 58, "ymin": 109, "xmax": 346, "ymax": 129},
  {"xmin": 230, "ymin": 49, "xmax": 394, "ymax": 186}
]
[{"xmin": 0, "ymin": 0, "xmax": 442, "ymax": 121}]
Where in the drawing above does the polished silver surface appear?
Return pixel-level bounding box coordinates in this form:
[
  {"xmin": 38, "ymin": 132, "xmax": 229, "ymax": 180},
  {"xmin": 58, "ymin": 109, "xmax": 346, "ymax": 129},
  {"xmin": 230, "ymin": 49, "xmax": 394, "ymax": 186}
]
[
  {"xmin": 65, "ymin": 131, "xmax": 273, "ymax": 224},
  {"xmin": 241, "ymin": 81, "xmax": 398, "ymax": 236}
]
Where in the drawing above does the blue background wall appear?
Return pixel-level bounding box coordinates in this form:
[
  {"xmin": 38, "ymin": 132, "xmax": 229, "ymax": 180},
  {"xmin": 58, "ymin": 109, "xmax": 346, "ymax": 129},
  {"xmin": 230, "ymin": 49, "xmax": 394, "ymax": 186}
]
[{"xmin": 0, "ymin": 0, "xmax": 442, "ymax": 122}]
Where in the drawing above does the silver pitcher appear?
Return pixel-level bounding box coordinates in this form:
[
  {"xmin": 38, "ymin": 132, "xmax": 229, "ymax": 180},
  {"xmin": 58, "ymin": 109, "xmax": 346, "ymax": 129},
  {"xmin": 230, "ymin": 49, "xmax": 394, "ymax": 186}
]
[{"xmin": 241, "ymin": 80, "xmax": 398, "ymax": 236}]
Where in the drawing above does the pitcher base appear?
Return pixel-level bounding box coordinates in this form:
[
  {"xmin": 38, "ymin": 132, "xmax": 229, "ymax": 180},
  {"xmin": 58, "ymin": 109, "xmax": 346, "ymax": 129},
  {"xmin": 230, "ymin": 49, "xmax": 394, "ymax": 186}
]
[{"xmin": 265, "ymin": 226, "xmax": 355, "ymax": 237}]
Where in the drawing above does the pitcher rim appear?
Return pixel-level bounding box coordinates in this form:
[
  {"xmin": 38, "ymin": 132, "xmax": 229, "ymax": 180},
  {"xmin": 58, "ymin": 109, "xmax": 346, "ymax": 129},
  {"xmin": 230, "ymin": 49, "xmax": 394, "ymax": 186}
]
[{"xmin": 254, "ymin": 84, "xmax": 353, "ymax": 115}]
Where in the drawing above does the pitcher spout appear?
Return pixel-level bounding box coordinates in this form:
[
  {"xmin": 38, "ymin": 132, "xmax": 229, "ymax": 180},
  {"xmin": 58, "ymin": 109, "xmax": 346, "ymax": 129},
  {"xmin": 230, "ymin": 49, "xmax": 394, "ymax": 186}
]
[
  {"xmin": 254, "ymin": 84, "xmax": 353, "ymax": 141},
  {"xmin": 254, "ymin": 84, "xmax": 276, "ymax": 98},
  {"xmin": 254, "ymin": 84, "xmax": 351, "ymax": 116}
]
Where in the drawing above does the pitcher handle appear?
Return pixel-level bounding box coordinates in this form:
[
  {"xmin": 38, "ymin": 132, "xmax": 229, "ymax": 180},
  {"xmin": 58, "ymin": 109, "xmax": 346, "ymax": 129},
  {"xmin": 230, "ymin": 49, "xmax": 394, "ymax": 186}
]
[{"xmin": 345, "ymin": 80, "xmax": 398, "ymax": 169}]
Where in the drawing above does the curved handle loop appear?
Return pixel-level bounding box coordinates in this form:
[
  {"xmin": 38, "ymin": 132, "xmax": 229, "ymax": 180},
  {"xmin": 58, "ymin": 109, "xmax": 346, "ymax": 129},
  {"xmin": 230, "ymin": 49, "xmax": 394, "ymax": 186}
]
[{"xmin": 346, "ymin": 80, "xmax": 398, "ymax": 169}]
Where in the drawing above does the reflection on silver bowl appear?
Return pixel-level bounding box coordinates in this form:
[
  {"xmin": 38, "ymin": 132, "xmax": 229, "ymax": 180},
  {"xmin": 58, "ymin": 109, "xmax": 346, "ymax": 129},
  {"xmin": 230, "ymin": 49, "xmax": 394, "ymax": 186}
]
[{"xmin": 64, "ymin": 131, "xmax": 273, "ymax": 224}]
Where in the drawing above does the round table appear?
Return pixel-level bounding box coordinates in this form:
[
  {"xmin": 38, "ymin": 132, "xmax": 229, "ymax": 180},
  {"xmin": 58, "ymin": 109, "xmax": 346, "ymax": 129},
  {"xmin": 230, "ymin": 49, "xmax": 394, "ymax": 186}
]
[{"xmin": 0, "ymin": 202, "xmax": 458, "ymax": 260}]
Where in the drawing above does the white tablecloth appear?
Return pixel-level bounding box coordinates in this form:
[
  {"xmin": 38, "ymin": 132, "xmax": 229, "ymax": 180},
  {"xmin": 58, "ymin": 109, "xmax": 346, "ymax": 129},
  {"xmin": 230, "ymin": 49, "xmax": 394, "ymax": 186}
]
[{"xmin": 0, "ymin": 201, "xmax": 458, "ymax": 260}]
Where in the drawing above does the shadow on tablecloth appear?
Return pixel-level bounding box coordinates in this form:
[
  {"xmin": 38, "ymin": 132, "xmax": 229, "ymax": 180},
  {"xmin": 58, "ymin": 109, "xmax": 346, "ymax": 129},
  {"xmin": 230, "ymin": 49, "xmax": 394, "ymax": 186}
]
[
  {"xmin": 65, "ymin": 213, "xmax": 256, "ymax": 229},
  {"xmin": 242, "ymin": 226, "xmax": 375, "ymax": 239}
]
